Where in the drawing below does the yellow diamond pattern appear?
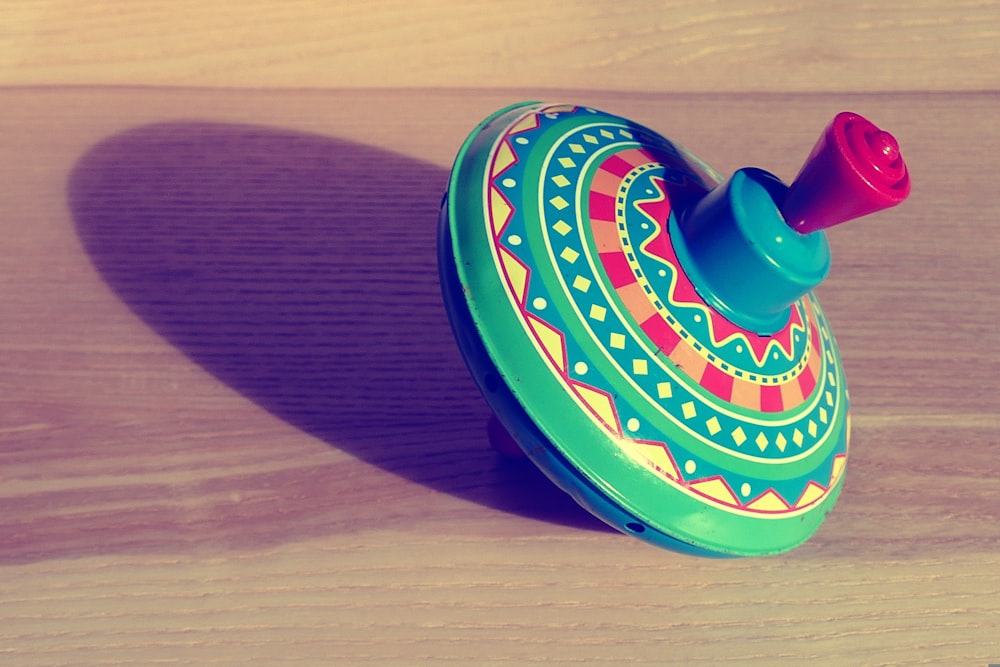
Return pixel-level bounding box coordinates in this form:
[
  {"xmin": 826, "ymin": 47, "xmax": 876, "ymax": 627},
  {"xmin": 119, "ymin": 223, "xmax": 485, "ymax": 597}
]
[
  {"xmin": 551, "ymin": 174, "xmax": 571, "ymax": 187},
  {"xmin": 793, "ymin": 428, "xmax": 804, "ymax": 446},
  {"xmin": 549, "ymin": 195, "xmax": 569, "ymax": 210},
  {"xmin": 509, "ymin": 115, "xmax": 541, "ymax": 134},
  {"xmin": 575, "ymin": 384, "xmax": 618, "ymax": 433},
  {"xmin": 569, "ymin": 143, "xmax": 585, "ymax": 154},
  {"xmin": 572, "ymin": 275, "xmax": 591, "ymax": 292},
  {"xmin": 489, "ymin": 188, "xmax": 512, "ymax": 235},
  {"xmin": 796, "ymin": 482, "xmax": 826, "ymax": 507},
  {"xmin": 609, "ymin": 333, "xmax": 626, "ymax": 349},
  {"xmin": 656, "ymin": 382, "xmax": 672, "ymax": 399},
  {"xmin": 775, "ymin": 432, "xmax": 787, "ymax": 452},
  {"xmin": 831, "ymin": 454, "xmax": 847, "ymax": 484},
  {"xmin": 552, "ymin": 220, "xmax": 572, "ymax": 236},
  {"xmin": 632, "ymin": 359, "xmax": 648, "ymax": 375},
  {"xmin": 560, "ymin": 247, "xmax": 580, "ymax": 263},
  {"xmin": 583, "ymin": 134, "xmax": 598, "ymax": 144},
  {"xmin": 690, "ymin": 478, "xmax": 738, "ymax": 505},
  {"xmin": 819, "ymin": 407, "xmax": 829, "ymax": 424},
  {"xmin": 635, "ymin": 442, "xmax": 680, "ymax": 480},
  {"xmin": 558, "ymin": 157, "xmax": 576, "ymax": 168},
  {"xmin": 619, "ymin": 129, "xmax": 634, "ymax": 139},
  {"xmin": 731, "ymin": 426, "xmax": 747, "ymax": 446},
  {"xmin": 681, "ymin": 401, "xmax": 696, "ymax": 419},
  {"xmin": 747, "ymin": 490, "xmax": 789, "ymax": 512},
  {"xmin": 499, "ymin": 249, "xmax": 528, "ymax": 303},
  {"xmin": 808, "ymin": 420, "xmax": 818, "ymax": 437},
  {"xmin": 492, "ymin": 141, "xmax": 517, "ymax": 174},
  {"xmin": 589, "ymin": 304, "xmax": 607, "ymax": 321},
  {"xmin": 599, "ymin": 129, "xmax": 614, "ymax": 139},
  {"xmin": 826, "ymin": 391, "xmax": 834, "ymax": 406},
  {"xmin": 755, "ymin": 432, "xmax": 769, "ymax": 451},
  {"xmin": 706, "ymin": 416, "xmax": 721, "ymax": 435},
  {"xmin": 529, "ymin": 318, "xmax": 566, "ymax": 373}
]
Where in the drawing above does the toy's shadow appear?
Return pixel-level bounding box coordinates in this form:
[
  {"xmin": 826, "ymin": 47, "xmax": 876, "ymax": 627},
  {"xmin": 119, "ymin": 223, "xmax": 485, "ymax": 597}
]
[{"xmin": 69, "ymin": 121, "xmax": 610, "ymax": 534}]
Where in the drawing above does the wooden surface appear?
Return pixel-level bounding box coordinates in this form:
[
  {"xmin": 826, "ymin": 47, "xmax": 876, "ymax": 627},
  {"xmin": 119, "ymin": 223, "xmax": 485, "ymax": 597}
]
[
  {"xmin": 1, "ymin": 86, "xmax": 999, "ymax": 665},
  {"xmin": 2, "ymin": 1, "xmax": 1000, "ymax": 93}
]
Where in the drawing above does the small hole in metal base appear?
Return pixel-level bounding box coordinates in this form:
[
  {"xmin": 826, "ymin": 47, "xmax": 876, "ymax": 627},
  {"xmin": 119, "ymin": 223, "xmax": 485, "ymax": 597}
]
[{"xmin": 625, "ymin": 522, "xmax": 646, "ymax": 533}]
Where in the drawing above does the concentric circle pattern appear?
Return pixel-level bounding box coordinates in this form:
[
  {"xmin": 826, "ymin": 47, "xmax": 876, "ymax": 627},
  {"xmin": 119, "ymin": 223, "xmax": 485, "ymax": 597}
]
[{"xmin": 479, "ymin": 104, "xmax": 849, "ymax": 518}]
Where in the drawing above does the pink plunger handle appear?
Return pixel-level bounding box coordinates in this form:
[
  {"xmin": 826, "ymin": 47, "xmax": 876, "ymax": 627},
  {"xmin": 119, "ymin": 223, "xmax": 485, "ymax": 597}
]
[{"xmin": 782, "ymin": 111, "xmax": 911, "ymax": 234}]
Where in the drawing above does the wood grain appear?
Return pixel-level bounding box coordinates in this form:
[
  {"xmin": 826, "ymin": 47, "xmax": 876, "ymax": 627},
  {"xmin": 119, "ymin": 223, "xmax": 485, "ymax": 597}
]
[
  {"xmin": 1, "ymin": 86, "xmax": 998, "ymax": 665},
  {"xmin": 2, "ymin": 1, "xmax": 999, "ymax": 93}
]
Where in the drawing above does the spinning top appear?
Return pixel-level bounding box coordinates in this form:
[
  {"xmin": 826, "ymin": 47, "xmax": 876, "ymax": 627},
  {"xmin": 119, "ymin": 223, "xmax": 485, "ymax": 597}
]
[{"xmin": 438, "ymin": 104, "xmax": 909, "ymax": 556}]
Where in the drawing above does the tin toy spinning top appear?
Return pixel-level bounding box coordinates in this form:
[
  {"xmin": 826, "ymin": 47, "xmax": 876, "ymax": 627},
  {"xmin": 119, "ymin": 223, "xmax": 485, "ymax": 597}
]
[{"xmin": 438, "ymin": 104, "xmax": 910, "ymax": 556}]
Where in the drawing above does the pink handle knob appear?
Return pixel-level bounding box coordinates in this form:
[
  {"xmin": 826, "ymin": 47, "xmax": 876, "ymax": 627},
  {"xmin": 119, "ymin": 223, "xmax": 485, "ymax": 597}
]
[{"xmin": 782, "ymin": 111, "xmax": 911, "ymax": 234}]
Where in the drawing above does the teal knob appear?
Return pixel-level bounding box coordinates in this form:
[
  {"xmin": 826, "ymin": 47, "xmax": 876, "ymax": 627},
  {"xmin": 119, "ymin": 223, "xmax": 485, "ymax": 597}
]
[{"xmin": 674, "ymin": 168, "xmax": 831, "ymax": 335}]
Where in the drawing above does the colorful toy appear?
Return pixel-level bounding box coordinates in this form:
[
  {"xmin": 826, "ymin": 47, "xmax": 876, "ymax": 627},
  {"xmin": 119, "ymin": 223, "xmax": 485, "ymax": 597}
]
[{"xmin": 438, "ymin": 104, "xmax": 909, "ymax": 556}]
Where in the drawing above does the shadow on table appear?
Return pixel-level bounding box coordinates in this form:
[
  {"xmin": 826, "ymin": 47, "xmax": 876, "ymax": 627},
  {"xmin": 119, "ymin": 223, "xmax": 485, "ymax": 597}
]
[{"xmin": 68, "ymin": 121, "xmax": 611, "ymax": 541}]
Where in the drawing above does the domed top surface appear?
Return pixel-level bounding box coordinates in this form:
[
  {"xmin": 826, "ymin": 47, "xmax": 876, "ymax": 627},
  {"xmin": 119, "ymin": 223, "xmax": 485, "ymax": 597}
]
[{"xmin": 441, "ymin": 102, "xmax": 851, "ymax": 555}]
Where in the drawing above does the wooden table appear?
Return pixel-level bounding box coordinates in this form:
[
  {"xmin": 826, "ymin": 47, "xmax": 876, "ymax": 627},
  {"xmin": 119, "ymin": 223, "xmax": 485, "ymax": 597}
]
[{"xmin": 1, "ymin": 87, "xmax": 998, "ymax": 665}]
